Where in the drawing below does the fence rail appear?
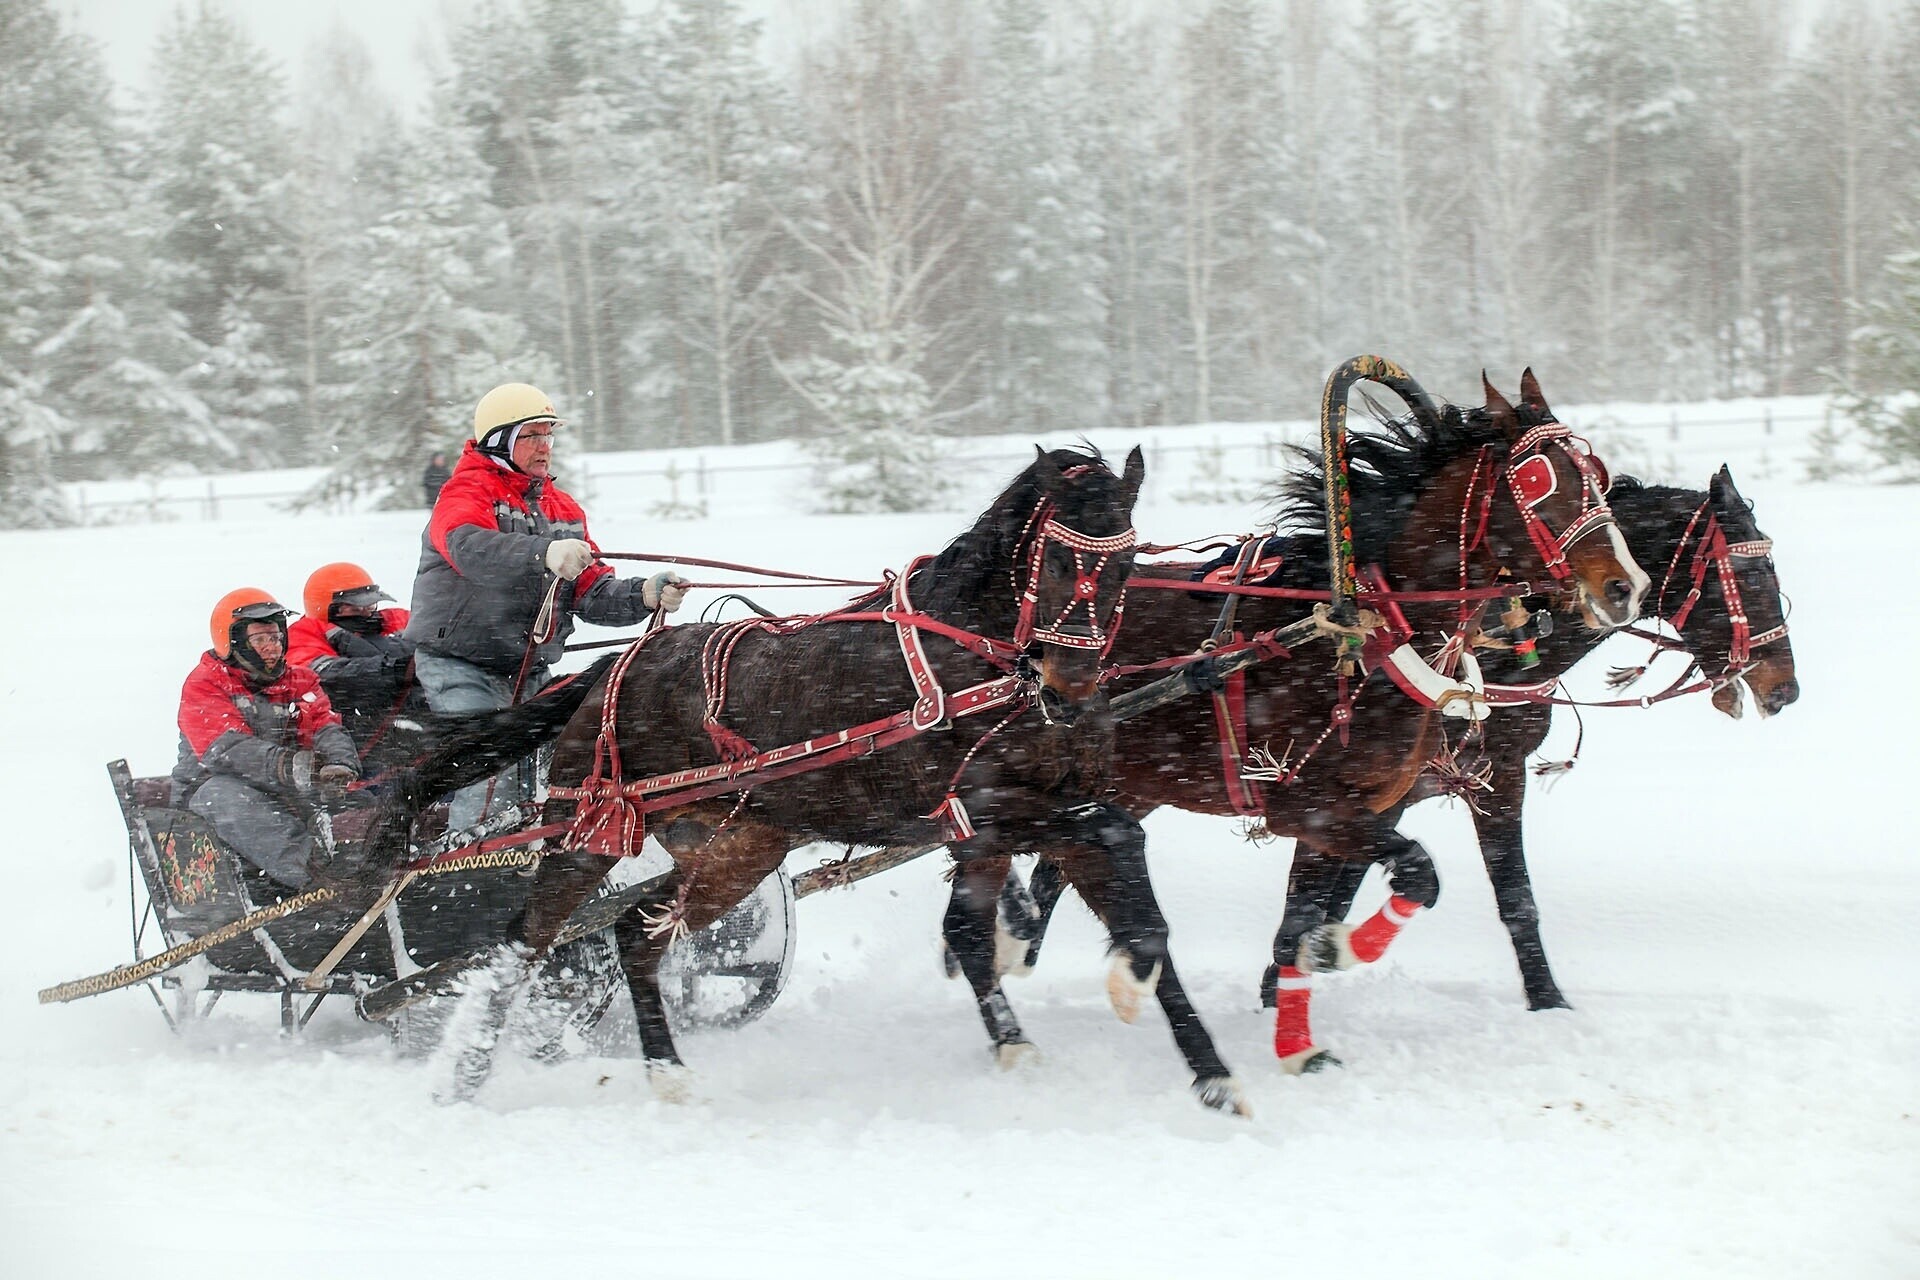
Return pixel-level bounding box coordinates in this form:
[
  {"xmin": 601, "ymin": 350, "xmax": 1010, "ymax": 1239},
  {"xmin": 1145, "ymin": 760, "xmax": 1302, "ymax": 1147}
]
[{"xmin": 60, "ymin": 407, "xmax": 1832, "ymax": 527}]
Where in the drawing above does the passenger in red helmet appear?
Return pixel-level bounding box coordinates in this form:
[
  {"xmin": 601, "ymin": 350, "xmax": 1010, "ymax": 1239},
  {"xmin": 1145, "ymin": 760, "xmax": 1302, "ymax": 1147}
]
[
  {"xmin": 288, "ymin": 562, "xmax": 421, "ymax": 749},
  {"xmin": 172, "ymin": 589, "xmax": 363, "ymax": 891}
]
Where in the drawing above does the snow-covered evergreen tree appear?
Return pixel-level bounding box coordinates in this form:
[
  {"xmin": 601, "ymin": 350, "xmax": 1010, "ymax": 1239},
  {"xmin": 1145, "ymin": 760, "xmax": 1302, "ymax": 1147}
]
[
  {"xmin": 1838, "ymin": 214, "xmax": 1920, "ymax": 481},
  {"xmin": 782, "ymin": 0, "xmax": 960, "ymax": 512},
  {"xmin": 645, "ymin": 0, "xmax": 803, "ymax": 448},
  {"xmin": 966, "ymin": 0, "xmax": 1109, "ymax": 435},
  {"xmin": 0, "ymin": 0, "xmax": 210, "ymax": 518},
  {"xmin": 313, "ymin": 113, "xmax": 557, "ymax": 507},
  {"xmin": 143, "ymin": 2, "xmax": 302, "ymax": 466}
]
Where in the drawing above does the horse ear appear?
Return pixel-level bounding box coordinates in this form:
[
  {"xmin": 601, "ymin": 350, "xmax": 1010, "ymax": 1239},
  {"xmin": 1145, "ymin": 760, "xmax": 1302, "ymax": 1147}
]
[
  {"xmin": 1518, "ymin": 367, "xmax": 1548, "ymax": 412},
  {"xmin": 1482, "ymin": 372, "xmax": 1516, "ymax": 433},
  {"xmin": 1709, "ymin": 463, "xmax": 1742, "ymax": 507},
  {"xmin": 1121, "ymin": 445, "xmax": 1146, "ymax": 502}
]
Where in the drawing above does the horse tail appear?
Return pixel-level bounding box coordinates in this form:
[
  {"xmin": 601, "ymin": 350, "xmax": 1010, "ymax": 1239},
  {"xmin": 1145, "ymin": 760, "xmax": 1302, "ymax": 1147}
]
[{"xmin": 358, "ymin": 653, "xmax": 616, "ymax": 871}]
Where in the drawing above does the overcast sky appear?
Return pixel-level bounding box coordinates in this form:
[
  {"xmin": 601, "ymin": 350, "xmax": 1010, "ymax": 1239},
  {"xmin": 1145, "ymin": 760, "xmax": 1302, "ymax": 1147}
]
[{"xmin": 55, "ymin": 0, "xmax": 826, "ymax": 115}]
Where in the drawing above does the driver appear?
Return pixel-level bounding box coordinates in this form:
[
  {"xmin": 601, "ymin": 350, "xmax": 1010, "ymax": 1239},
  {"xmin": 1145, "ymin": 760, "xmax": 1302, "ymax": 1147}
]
[{"xmin": 172, "ymin": 589, "xmax": 362, "ymax": 891}]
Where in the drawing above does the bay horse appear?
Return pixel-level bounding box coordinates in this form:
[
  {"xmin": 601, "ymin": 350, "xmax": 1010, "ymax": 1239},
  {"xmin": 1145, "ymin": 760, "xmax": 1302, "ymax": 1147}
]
[
  {"xmin": 369, "ymin": 446, "xmax": 1252, "ymax": 1113},
  {"xmin": 1256, "ymin": 463, "xmax": 1797, "ymax": 1063},
  {"xmin": 942, "ymin": 371, "xmax": 1653, "ymax": 1070}
]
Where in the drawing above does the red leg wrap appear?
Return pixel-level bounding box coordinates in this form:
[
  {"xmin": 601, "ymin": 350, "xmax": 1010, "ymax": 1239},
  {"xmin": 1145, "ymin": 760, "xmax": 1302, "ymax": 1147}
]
[
  {"xmin": 1272, "ymin": 965, "xmax": 1316, "ymax": 1060},
  {"xmin": 1347, "ymin": 894, "xmax": 1423, "ymax": 965}
]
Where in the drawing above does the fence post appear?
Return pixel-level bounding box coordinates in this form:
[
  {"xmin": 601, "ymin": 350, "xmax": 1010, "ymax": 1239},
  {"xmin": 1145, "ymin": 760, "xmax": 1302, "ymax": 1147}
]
[
  {"xmin": 206, "ymin": 480, "xmax": 218, "ymax": 521},
  {"xmin": 696, "ymin": 455, "xmax": 708, "ymax": 498},
  {"xmin": 1669, "ymin": 411, "xmax": 1679, "ymax": 441},
  {"xmin": 1763, "ymin": 406, "xmax": 1773, "ymax": 436}
]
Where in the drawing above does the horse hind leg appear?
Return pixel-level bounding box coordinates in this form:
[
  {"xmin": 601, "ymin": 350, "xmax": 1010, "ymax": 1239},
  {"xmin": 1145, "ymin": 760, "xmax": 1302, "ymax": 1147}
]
[
  {"xmin": 943, "ymin": 857, "xmax": 1038, "ymax": 1068},
  {"xmin": 432, "ymin": 940, "xmax": 538, "ymax": 1105},
  {"xmin": 621, "ymin": 816, "xmax": 797, "ymax": 1097}
]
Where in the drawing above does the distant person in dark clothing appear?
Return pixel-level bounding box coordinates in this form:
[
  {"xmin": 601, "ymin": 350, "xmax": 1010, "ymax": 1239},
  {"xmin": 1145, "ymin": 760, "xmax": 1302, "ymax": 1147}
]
[{"xmin": 422, "ymin": 452, "xmax": 452, "ymax": 507}]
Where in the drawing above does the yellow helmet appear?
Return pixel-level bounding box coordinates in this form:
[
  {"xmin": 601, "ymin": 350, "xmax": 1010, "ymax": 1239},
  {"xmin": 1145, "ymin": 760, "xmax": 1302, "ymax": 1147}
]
[{"xmin": 473, "ymin": 383, "xmax": 561, "ymax": 450}]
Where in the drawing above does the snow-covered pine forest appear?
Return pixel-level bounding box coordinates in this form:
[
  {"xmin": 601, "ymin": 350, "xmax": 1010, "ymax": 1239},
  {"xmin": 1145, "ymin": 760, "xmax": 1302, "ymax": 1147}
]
[{"xmin": 7, "ymin": 0, "xmax": 1920, "ymax": 524}]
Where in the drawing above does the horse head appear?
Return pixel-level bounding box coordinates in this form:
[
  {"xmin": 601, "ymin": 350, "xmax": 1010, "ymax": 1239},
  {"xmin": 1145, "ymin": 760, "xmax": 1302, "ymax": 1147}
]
[
  {"xmin": 1687, "ymin": 466, "xmax": 1797, "ymax": 719},
  {"xmin": 1012, "ymin": 445, "xmax": 1145, "ymax": 722},
  {"xmin": 1478, "ymin": 369, "xmax": 1648, "ymax": 630}
]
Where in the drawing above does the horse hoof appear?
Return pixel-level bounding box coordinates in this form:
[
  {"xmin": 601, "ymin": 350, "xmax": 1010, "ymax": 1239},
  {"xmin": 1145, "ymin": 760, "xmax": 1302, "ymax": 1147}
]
[
  {"xmin": 1297, "ymin": 923, "xmax": 1359, "ymax": 974},
  {"xmin": 1277, "ymin": 1046, "xmax": 1342, "ymax": 1076},
  {"xmin": 646, "ymin": 1061, "xmax": 693, "ymax": 1103},
  {"xmin": 1106, "ymin": 953, "xmax": 1162, "ymax": 1024},
  {"xmin": 995, "ymin": 1041, "xmax": 1041, "ymax": 1071},
  {"xmin": 1527, "ymin": 990, "xmax": 1573, "ymax": 1012},
  {"xmin": 1193, "ymin": 1076, "xmax": 1252, "ymax": 1117}
]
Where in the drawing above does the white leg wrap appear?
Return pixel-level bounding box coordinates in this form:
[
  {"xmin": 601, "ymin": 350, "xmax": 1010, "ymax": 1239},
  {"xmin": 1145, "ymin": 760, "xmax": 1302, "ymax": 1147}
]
[
  {"xmin": 1297, "ymin": 921, "xmax": 1361, "ymax": 973},
  {"xmin": 995, "ymin": 1041, "xmax": 1041, "ymax": 1071},
  {"xmin": 1106, "ymin": 952, "xmax": 1162, "ymax": 1024},
  {"xmin": 995, "ymin": 922, "xmax": 1035, "ymax": 979}
]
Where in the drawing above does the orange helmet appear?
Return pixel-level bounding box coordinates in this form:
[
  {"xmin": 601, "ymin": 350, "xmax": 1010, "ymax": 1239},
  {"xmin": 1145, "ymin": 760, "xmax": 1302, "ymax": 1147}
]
[
  {"xmin": 303, "ymin": 562, "xmax": 392, "ymax": 623},
  {"xmin": 209, "ymin": 588, "xmax": 293, "ymax": 677}
]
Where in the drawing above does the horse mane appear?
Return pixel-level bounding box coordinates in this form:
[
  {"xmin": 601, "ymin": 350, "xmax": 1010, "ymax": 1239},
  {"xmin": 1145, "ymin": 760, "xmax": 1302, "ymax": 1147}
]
[
  {"xmin": 1272, "ymin": 405, "xmax": 1513, "ymax": 565},
  {"xmin": 912, "ymin": 444, "xmax": 1115, "ymax": 618}
]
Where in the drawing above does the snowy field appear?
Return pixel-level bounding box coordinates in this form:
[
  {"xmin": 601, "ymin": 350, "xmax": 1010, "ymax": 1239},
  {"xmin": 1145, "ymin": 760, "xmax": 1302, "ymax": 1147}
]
[{"xmin": 2, "ymin": 403, "xmax": 1915, "ymax": 1279}]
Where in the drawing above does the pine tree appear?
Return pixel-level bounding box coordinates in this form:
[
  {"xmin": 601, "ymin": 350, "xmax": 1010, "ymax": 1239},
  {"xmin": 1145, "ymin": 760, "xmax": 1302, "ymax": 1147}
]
[
  {"xmin": 313, "ymin": 113, "xmax": 557, "ymax": 507},
  {"xmin": 966, "ymin": 0, "xmax": 1110, "ymax": 435},
  {"xmin": 647, "ymin": 0, "xmax": 803, "ymax": 447},
  {"xmin": 143, "ymin": 3, "xmax": 302, "ymax": 466},
  {"xmin": 1839, "ymin": 214, "xmax": 1920, "ymax": 481},
  {"xmin": 780, "ymin": 0, "xmax": 961, "ymax": 512},
  {"xmin": 0, "ymin": 0, "xmax": 209, "ymax": 518}
]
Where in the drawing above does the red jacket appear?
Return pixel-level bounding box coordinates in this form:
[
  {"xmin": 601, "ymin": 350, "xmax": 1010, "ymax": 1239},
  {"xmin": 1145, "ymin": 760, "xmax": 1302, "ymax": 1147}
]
[
  {"xmin": 288, "ymin": 607, "xmax": 411, "ymax": 669},
  {"xmin": 404, "ymin": 442, "xmax": 650, "ymax": 673},
  {"xmin": 171, "ymin": 652, "xmax": 357, "ymax": 799}
]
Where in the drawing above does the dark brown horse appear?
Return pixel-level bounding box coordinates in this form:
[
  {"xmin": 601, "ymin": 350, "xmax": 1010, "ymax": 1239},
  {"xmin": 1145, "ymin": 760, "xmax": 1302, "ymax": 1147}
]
[
  {"xmin": 943, "ymin": 372, "xmax": 1653, "ymax": 1069},
  {"xmin": 1253, "ymin": 464, "xmax": 1798, "ymax": 1064},
  {"xmin": 374, "ymin": 446, "xmax": 1251, "ymax": 1112}
]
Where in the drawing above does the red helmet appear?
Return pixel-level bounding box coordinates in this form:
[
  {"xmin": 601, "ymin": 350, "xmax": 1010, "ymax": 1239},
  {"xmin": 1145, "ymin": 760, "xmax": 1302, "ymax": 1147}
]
[
  {"xmin": 209, "ymin": 588, "xmax": 292, "ymax": 678},
  {"xmin": 303, "ymin": 562, "xmax": 391, "ymax": 623}
]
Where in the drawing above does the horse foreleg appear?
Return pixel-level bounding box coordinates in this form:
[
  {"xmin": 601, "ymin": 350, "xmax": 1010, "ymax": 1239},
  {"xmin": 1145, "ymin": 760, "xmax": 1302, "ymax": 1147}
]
[
  {"xmin": 1050, "ymin": 808, "xmax": 1246, "ymax": 1116},
  {"xmin": 942, "ymin": 856, "xmax": 1037, "ymax": 1067},
  {"xmin": 1472, "ymin": 735, "xmax": 1571, "ymax": 1010}
]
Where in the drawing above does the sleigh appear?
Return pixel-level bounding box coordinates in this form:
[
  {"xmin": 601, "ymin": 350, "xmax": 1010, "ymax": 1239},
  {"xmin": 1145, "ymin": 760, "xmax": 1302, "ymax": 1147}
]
[{"xmin": 47, "ymin": 760, "xmax": 796, "ymax": 1045}]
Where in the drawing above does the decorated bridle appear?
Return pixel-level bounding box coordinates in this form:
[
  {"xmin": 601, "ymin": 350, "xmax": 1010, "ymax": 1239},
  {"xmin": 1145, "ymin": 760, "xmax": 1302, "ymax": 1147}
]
[
  {"xmin": 1461, "ymin": 422, "xmax": 1618, "ymax": 586},
  {"xmin": 1009, "ymin": 472, "xmax": 1139, "ymax": 656},
  {"xmin": 1649, "ymin": 499, "xmax": 1789, "ymax": 681}
]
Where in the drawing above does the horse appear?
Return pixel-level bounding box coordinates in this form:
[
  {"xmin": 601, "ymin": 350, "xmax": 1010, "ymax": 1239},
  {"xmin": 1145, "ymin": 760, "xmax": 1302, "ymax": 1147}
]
[
  {"xmin": 367, "ymin": 445, "xmax": 1252, "ymax": 1113},
  {"xmin": 1254, "ymin": 463, "xmax": 1797, "ymax": 1061},
  {"xmin": 941, "ymin": 370, "xmax": 1654, "ymax": 1072}
]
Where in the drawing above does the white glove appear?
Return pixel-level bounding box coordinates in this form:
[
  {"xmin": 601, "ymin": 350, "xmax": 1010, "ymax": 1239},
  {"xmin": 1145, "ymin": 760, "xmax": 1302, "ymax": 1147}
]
[
  {"xmin": 544, "ymin": 538, "xmax": 595, "ymax": 581},
  {"xmin": 643, "ymin": 571, "xmax": 689, "ymax": 613}
]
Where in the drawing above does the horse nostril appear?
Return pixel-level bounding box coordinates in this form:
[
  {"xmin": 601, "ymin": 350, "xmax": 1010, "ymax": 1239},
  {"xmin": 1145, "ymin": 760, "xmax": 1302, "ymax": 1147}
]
[
  {"xmin": 1039, "ymin": 685, "xmax": 1078, "ymax": 726},
  {"xmin": 1605, "ymin": 578, "xmax": 1634, "ymax": 613},
  {"xmin": 1767, "ymin": 678, "xmax": 1800, "ymax": 712}
]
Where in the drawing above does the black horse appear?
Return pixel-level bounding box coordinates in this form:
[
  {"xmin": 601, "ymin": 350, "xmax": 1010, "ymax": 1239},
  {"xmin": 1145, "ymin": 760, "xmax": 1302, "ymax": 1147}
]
[{"xmin": 365, "ymin": 446, "xmax": 1250, "ymax": 1113}]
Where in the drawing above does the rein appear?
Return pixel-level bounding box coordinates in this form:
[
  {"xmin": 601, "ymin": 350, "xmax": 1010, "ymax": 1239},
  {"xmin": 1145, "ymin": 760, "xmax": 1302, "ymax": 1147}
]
[{"xmin": 548, "ymin": 496, "xmax": 1138, "ymax": 860}]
